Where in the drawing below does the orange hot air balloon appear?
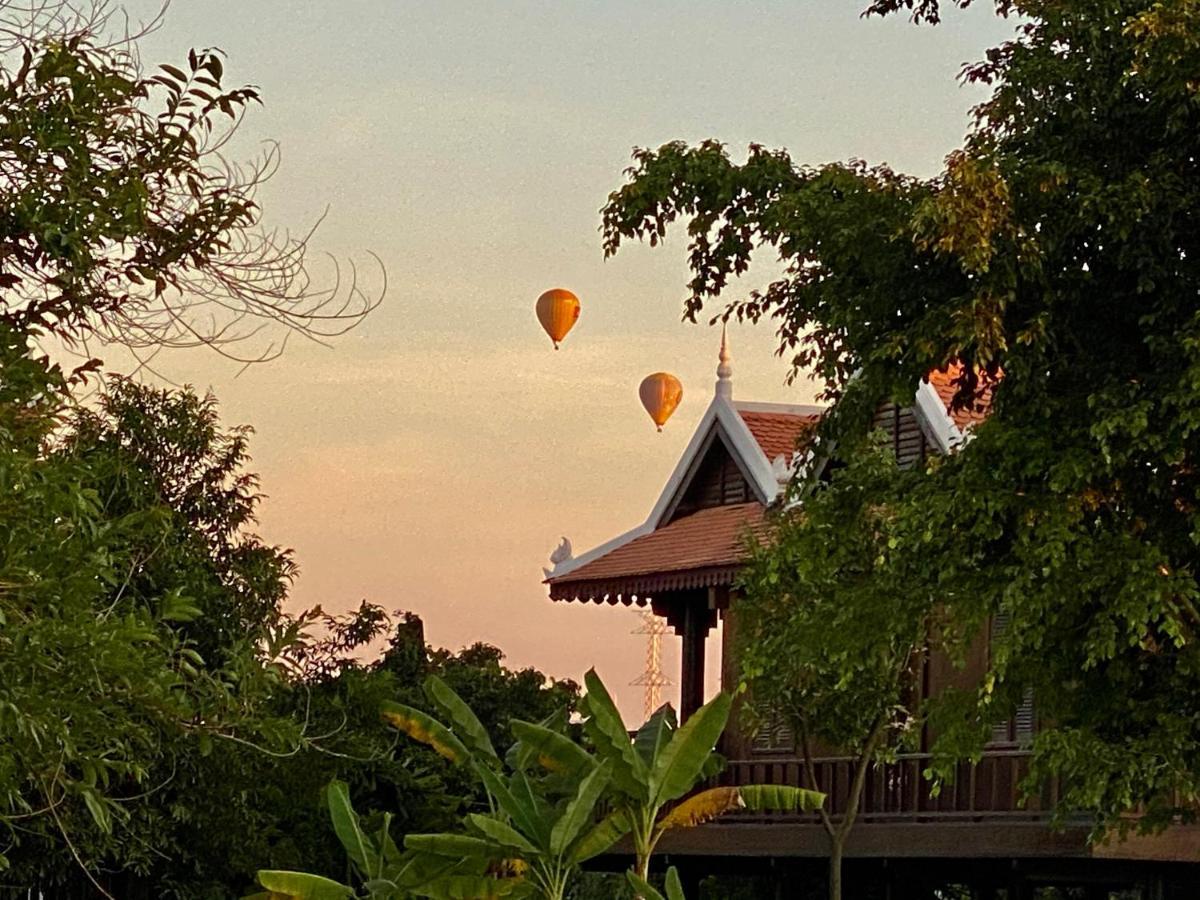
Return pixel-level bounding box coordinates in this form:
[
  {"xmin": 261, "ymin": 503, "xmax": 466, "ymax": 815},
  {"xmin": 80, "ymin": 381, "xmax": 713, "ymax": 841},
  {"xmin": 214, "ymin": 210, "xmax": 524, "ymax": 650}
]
[
  {"xmin": 639, "ymin": 372, "xmax": 683, "ymax": 432},
  {"xmin": 535, "ymin": 288, "xmax": 580, "ymax": 349}
]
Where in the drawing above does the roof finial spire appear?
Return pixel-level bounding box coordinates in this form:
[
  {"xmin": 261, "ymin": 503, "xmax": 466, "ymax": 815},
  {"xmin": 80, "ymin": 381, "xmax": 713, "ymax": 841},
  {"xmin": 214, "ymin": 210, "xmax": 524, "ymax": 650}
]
[{"xmin": 716, "ymin": 321, "xmax": 733, "ymax": 400}]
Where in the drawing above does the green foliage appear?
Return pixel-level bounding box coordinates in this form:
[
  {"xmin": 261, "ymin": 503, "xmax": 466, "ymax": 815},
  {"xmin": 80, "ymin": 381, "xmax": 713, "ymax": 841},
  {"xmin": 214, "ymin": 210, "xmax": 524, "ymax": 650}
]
[
  {"xmin": 0, "ymin": 7, "xmax": 382, "ymax": 895},
  {"xmin": 186, "ymin": 621, "xmax": 580, "ymax": 899},
  {"xmin": 737, "ymin": 442, "xmax": 930, "ymax": 765},
  {"xmin": 0, "ymin": 329, "xmax": 291, "ymax": 885},
  {"xmin": 265, "ymin": 672, "xmax": 820, "ymax": 900},
  {"xmin": 0, "ymin": 336, "xmax": 576, "ymax": 896},
  {"xmin": 626, "ymin": 867, "xmax": 686, "ymax": 900},
  {"xmin": 601, "ymin": 0, "xmax": 1200, "ymax": 843},
  {"xmin": 262, "ymin": 677, "xmax": 598, "ymax": 900},
  {"xmin": 0, "ymin": 35, "xmax": 259, "ymax": 342},
  {"xmin": 579, "ymin": 670, "xmax": 822, "ymax": 880}
]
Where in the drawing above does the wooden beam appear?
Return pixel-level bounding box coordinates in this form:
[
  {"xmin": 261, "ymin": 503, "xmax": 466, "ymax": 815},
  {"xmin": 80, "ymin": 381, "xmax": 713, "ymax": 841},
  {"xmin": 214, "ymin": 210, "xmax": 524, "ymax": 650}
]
[{"xmin": 680, "ymin": 601, "xmax": 706, "ymax": 721}]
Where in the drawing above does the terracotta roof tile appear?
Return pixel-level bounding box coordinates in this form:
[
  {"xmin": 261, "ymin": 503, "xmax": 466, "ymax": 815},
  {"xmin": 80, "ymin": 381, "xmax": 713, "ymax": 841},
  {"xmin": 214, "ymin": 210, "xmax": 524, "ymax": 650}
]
[
  {"xmin": 547, "ymin": 502, "xmax": 767, "ymax": 595},
  {"xmin": 739, "ymin": 411, "xmax": 821, "ymax": 461},
  {"xmin": 928, "ymin": 363, "xmax": 997, "ymax": 430}
]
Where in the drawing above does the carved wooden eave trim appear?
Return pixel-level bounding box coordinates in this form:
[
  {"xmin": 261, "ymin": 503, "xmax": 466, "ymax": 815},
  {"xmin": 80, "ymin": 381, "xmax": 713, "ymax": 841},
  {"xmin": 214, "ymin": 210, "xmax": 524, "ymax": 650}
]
[{"xmin": 547, "ymin": 565, "xmax": 742, "ymax": 605}]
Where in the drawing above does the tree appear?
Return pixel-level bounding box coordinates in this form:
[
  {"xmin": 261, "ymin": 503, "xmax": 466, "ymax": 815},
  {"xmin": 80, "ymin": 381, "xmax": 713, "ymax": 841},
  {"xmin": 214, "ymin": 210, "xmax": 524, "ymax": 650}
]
[
  {"xmin": 63, "ymin": 379, "xmax": 295, "ymax": 663},
  {"xmin": 0, "ymin": 16, "xmax": 379, "ymax": 365},
  {"xmin": 0, "ymin": 4, "xmax": 384, "ymax": 890},
  {"xmin": 0, "ymin": 330, "xmax": 297, "ymax": 895},
  {"xmin": 736, "ymin": 445, "xmax": 932, "ymax": 900},
  {"xmin": 193, "ymin": 622, "xmax": 584, "ymax": 899},
  {"xmin": 601, "ymin": 0, "xmax": 1200, "ymax": 856}
]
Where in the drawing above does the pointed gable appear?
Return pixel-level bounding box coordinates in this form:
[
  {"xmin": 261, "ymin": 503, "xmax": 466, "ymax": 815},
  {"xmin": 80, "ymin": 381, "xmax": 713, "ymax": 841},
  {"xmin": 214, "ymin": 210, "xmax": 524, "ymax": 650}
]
[
  {"xmin": 668, "ymin": 435, "xmax": 754, "ymax": 523},
  {"xmin": 546, "ymin": 388, "xmax": 823, "ymax": 603}
]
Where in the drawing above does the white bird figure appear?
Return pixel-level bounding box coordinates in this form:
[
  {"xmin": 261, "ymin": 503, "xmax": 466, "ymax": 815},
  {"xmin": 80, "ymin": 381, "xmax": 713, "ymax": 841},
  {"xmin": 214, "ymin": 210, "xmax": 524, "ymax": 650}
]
[
  {"xmin": 771, "ymin": 454, "xmax": 793, "ymax": 483},
  {"xmin": 543, "ymin": 537, "xmax": 574, "ymax": 579},
  {"xmin": 550, "ymin": 536, "xmax": 573, "ymax": 565}
]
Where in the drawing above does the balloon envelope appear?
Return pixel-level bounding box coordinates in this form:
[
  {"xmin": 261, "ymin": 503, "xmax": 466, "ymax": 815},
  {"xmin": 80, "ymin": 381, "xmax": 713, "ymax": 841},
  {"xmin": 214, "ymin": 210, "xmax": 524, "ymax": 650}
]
[
  {"xmin": 639, "ymin": 373, "xmax": 683, "ymax": 432},
  {"xmin": 536, "ymin": 288, "xmax": 580, "ymax": 348}
]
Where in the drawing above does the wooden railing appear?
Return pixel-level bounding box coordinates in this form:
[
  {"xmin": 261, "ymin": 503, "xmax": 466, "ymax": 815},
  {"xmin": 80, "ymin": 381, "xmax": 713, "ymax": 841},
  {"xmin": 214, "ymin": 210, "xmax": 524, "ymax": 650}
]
[{"xmin": 712, "ymin": 750, "xmax": 1061, "ymax": 823}]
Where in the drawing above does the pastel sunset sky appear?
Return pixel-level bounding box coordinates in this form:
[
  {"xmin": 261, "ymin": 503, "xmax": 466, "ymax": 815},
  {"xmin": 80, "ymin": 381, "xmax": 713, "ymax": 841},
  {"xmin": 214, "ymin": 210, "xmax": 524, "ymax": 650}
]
[{"xmin": 118, "ymin": 0, "xmax": 1013, "ymax": 720}]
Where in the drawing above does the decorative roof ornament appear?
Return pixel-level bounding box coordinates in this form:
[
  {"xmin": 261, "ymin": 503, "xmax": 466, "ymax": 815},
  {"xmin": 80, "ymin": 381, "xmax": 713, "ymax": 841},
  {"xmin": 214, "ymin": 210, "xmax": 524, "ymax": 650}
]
[
  {"xmin": 542, "ymin": 536, "xmax": 574, "ymax": 578},
  {"xmin": 715, "ymin": 322, "xmax": 733, "ymax": 400},
  {"xmin": 770, "ymin": 453, "xmax": 792, "ymax": 483}
]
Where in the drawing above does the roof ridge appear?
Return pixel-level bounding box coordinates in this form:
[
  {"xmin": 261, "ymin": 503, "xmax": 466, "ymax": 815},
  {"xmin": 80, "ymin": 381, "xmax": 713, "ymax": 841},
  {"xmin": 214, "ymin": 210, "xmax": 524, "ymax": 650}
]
[{"xmin": 734, "ymin": 400, "xmax": 825, "ymax": 416}]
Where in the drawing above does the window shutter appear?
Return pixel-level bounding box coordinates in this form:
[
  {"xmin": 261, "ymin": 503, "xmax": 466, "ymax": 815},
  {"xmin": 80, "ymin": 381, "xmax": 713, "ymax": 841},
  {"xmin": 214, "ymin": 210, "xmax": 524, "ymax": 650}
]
[
  {"xmin": 1014, "ymin": 687, "xmax": 1035, "ymax": 742},
  {"xmin": 988, "ymin": 611, "xmax": 1035, "ymax": 745},
  {"xmin": 751, "ymin": 704, "xmax": 796, "ymax": 753}
]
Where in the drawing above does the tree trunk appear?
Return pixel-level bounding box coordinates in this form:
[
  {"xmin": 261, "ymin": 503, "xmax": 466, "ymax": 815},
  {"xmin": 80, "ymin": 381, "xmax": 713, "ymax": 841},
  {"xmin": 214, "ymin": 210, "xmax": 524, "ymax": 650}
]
[{"xmin": 828, "ymin": 833, "xmax": 845, "ymax": 900}]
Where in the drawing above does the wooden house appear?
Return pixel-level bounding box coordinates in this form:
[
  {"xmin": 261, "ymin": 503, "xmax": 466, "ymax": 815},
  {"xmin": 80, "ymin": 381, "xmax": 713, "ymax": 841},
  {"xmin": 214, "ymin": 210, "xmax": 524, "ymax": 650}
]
[{"xmin": 544, "ymin": 334, "xmax": 1200, "ymax": 898}]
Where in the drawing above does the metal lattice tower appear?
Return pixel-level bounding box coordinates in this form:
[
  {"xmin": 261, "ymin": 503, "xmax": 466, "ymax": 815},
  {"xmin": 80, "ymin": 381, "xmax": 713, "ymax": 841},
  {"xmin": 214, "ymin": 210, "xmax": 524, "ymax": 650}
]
[{"xmin": 631, "ymin": 609, "xmax": 672, "ymax": 722}]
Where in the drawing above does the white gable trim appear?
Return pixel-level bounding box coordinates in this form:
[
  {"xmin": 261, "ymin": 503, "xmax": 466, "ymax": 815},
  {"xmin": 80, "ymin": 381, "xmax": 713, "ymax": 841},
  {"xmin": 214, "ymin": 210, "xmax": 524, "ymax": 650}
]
[
  {"xmin": 713, "ymin": 400, "xmax": 783, "ymax": 510},
  {"xmin": 544, "ymin": 520, "xmax": 653, "ymax": 580},
  {"xmin": 546, "ymin": 395, "xmax": 786, "ymax": 580},
  {"xmin": 913, "ymin": 380, "xmax": 964, "ymax": 454},
  {"xmin": 641, "ymin": 398, "xmax": 722, "ymax": 528},
  {"xmin": 646, "ymin": 396, "xmax": 781, "ymax": 528},
  {"xmin": 545, "ymin": 399, "xmax": 722, "ymax": 581}
]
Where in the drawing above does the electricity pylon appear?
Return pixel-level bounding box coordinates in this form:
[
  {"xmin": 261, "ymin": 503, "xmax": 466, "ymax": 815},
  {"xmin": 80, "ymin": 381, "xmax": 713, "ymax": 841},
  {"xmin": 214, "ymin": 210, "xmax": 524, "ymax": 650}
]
[{"xmin": 631, "ymin": 609, "xmax": 671, "ymax": 723}]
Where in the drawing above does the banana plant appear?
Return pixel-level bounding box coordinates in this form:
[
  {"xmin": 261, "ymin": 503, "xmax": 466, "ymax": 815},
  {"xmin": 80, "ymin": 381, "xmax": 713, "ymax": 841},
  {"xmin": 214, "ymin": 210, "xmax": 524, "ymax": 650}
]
[
  {"xmin": 405, "ymin": 758, "xmax": 626, "ymax": 900},
  {"xmin": 250, "ymin": 780, "xmax": 505, "ymax": 899},
  {"xmin": 626, "ymin": 867, "xmax": 687, "ymax": 900},
  {"xmin": 383, "ymin": 675, "xmax": 630, "ymax": 899},
  {"xmin": 570, "ymin": 669, "xmax": 826, "ymax": 881}
]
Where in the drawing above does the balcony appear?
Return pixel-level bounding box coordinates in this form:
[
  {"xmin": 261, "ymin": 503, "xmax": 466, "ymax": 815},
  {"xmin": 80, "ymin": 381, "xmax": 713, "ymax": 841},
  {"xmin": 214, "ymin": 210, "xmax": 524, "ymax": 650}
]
[
  {"xmin": 714, "ymin": 749, "xmax": 1059, "ymax": 823},
  {"xmin": 640, "ymin": 749, "xmax": 1110, "ymax": 861}
]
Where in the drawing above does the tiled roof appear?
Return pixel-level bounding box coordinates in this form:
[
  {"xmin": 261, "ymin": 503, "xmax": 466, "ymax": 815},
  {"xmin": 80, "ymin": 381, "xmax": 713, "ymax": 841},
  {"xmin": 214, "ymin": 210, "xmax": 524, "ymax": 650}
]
[
  {"xmin": 547, "ymin": 502, "xmax": 768, "ymax": 601},
  {"xmin": 928, "ymin": 364, "xmax": 996, "ymax": 431},
  {"xmin": 739, "ymin": 410, "xmax": 821, "ymax": 460}
]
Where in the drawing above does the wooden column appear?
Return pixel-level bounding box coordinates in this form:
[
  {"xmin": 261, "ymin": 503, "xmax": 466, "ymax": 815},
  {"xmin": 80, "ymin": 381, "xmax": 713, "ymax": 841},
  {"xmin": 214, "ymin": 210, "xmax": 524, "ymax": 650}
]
[
  {"xmin": 654, "ymin": 588, "xmax": 722, "ymax": 722},
  {"xmin": 680, "ymin": 601, "xmax": 706, "ymax": 722}
]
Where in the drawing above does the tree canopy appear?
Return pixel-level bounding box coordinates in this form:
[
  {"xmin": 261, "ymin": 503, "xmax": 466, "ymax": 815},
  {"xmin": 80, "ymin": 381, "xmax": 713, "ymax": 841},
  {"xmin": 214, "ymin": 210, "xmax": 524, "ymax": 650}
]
[{"xmin": 602, "ymin": 0, "xmax": 1200, "ymax": 836}]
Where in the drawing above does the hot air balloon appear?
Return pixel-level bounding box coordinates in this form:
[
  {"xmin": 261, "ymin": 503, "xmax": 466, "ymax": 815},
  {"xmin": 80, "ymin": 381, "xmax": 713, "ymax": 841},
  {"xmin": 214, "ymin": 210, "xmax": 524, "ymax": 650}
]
[
  {"xmin": 639, "ymin": 372, "xmax": 683, "ymax": 432},
  {"xmin": 535, "ymin": 288, "xmax": 580, "ymax": 349}
]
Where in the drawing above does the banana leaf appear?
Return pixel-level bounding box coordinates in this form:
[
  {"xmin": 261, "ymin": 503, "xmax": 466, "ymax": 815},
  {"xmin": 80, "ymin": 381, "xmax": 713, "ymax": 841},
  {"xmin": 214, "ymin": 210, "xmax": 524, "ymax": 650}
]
[
  {"xmin": 326, "ymin": 779, "xmax": 378, "ymax": 878},
  {"xmin": 466, "ymin": 813, "xmax": 539, "ymax": 855},
  {"xmin": 253, "ymin": 871, "xmax": 355, "ymax": 899},
  {"xmin": 581, "ymin": 669, "xmax": 648, "ymax": 799},
  {"xmin": 509, "ymin": 719, "xmax": 594, "ymax": 776},
  {"xmin": 633, "ymin": 704, "xmax": 677, "ymax": 768},
  {"xmin": 472, "ymin": 761, "xmax": 548, "ymax": 846},
  {"xmin": 414, "ymin": 874, "xmax": 530, "ymax": 899},
  {"xmin": 549, "ymin": 759, "xmax": 611, "ymax": 856},
  {"xmin": 648, "ymin": 693, "xmax": 731, "ymax": 805},
  {"xmin": 405, "ymin": 833, "xmax": 504, "ymax": 859},
  {"xmin": 424, "ymin": 675, "xmax": 499, "ymax": 764},
  {"xmin": 738, "ymin": 784, "xmax": 826, "ymax": 814},
  {"xmin": 570, "ymin": 810, "xmax": 630, "ymax": 864},
  {"xmin": 626, "ymin": 866, "xmax": 686, "ymax": 900},
  {"xmin": 382, "ymin": 701, "xmax": 470, "ymax": 764},
  {"xmin": 657, "ymin": 786, "xmax": 744, "ymax": 830}
]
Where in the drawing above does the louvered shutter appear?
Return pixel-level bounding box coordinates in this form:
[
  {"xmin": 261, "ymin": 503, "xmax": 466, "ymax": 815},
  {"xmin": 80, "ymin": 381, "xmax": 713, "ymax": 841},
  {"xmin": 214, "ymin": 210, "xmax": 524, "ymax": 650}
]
[
  {"xmin": 751, "ymin": 703, "xmax": 796, "ymax": 753},
  {"xmin": 872, "ymin": 402, "xmax": 932, "ymax": 468},
  {"xmin": 989, "ymin": 611, "xmax": 1035, "ymax": 745}
]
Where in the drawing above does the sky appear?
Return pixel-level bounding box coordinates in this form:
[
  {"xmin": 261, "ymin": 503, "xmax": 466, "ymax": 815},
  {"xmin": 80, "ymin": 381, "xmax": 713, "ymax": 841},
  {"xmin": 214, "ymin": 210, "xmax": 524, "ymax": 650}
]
[{"xmin": 116, "ymin": 0, "xmax": 1015, "ymax": 721}]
